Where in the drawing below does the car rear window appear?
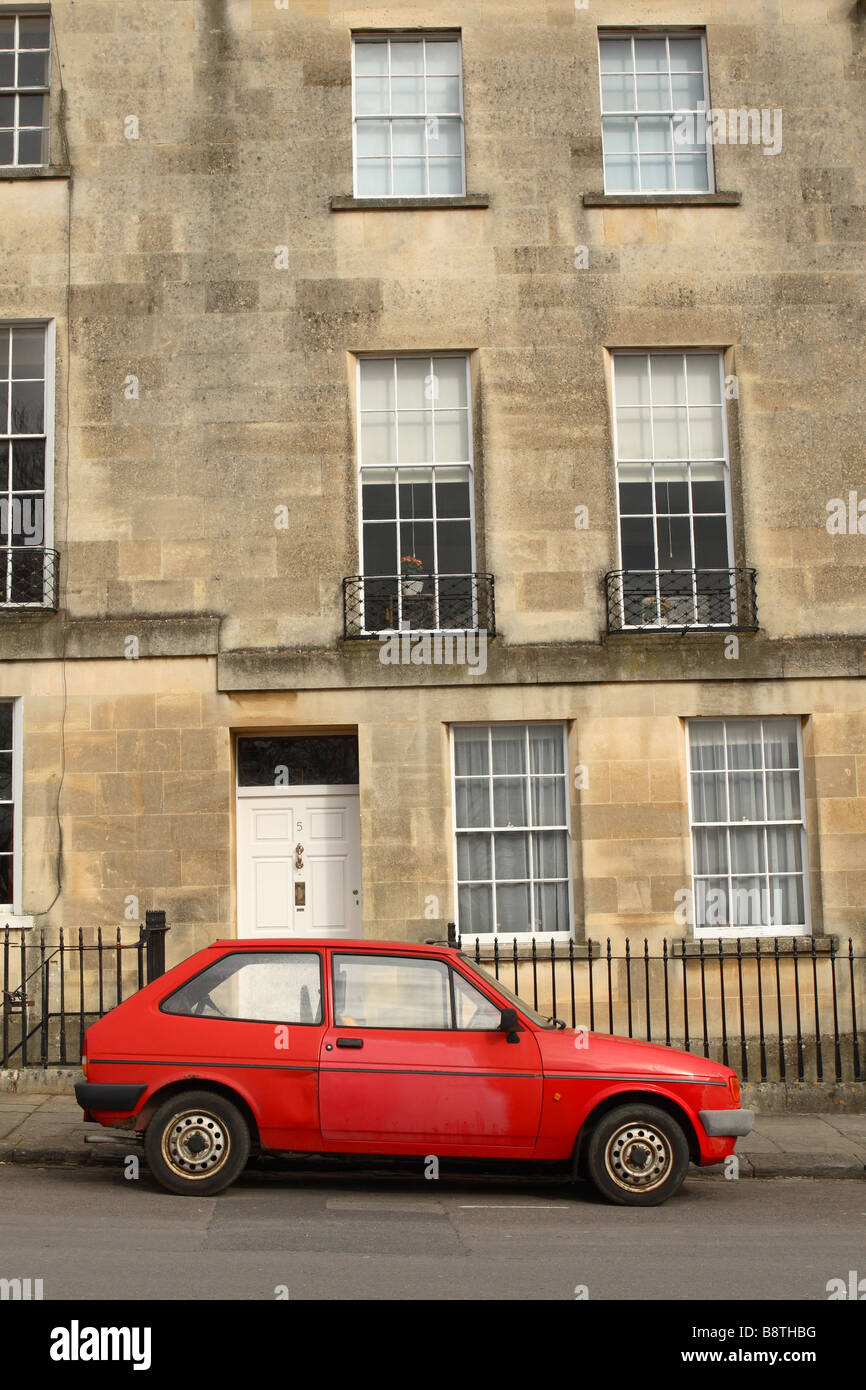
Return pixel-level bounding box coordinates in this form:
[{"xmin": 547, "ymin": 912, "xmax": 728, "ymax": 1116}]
[{"xmin": 162, "ymin": 952, "xmax": 323, "ymax": 1025}]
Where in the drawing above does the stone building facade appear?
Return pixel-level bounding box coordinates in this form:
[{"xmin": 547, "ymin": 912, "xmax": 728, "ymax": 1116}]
[{"xmin": 0, "ymin": 0, "xmax": 864, "ymax": 998}]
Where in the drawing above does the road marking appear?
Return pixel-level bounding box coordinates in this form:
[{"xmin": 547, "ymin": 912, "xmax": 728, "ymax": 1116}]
[{"xmin": 458, "ymin": 1204, "xmax": 569, "ymax": 1210}]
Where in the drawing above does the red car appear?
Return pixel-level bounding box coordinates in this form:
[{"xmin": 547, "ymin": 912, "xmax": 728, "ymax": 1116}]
[{"xmin": 75, "ymin": 938, "xmax": 753, "ymax": 1206}]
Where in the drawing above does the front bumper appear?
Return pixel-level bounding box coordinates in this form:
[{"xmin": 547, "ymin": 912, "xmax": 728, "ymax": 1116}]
[
  {"xmin": 699, "ymin": 1107, "xmax": 755, "ymax": 1138},
  {"xmin": 75, "ymin": 1081, "xmax": 146, "ymax": 1114}
]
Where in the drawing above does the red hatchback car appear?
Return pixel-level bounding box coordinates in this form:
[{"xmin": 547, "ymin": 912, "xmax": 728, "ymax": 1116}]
[{"xmin": 75, "ymin": 938, "xmax": 753, "ymax": 1206}]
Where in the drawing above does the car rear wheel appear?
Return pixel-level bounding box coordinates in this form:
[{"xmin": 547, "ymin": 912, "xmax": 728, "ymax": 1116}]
[
  {"xmin": 144, "ymin": 1090, "xmax": 250, "ymax": 1196},
  {"xmin": 584, "ymin": 1104, "xmax": 690, "ymax": 1207}
]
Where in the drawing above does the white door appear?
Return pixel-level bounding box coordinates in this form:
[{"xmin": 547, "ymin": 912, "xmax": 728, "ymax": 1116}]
[{"xmin": 237, "ymin": 790, "xmax": 362, "ymax": 938}]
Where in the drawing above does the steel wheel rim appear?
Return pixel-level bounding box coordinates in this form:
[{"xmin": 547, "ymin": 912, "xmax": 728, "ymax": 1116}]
[
  {"xmin": 161, "ymin": 1109, "xmax": 231, "ymax": 1180},
  {"xmin": 604, "ymin": 1121, "xmax": 672, "ymax": 1194}
]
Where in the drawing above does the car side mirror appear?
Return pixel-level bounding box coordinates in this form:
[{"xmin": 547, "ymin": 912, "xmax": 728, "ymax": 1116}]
[{"xmin": 499, "ymin": 1008, "xmax": 522, "ymax": 1043}]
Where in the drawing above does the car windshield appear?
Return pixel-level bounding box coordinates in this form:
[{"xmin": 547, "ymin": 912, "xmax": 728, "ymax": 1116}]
[{"xmin": 457, "ymin": 953, "xmax": 560, "ymax": 1029}]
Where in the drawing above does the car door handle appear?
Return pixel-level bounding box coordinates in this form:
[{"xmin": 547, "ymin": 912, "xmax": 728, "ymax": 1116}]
[{"xmin": 336, "ymin": 1037, "xmax": 363, "ymax": 1049}]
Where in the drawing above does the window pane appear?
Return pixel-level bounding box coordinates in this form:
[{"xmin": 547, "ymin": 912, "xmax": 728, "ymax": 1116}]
[
  {"xmin": 356, "ymin": 119, "xmax": 390, "ymax": 157},
  {"xmin": 696, "ymin": 878, "xmax": 728, "ymax": 928},
  {"xmin": 492, "ymin": 727, "xmax": 526, "ymax": 775},
  {"xmin": 621, "ymin": 516, "xmax": 655, "ymax": 570},
  {"xmin": 534, "ymin": 880, "xmax": 569, "ymax": 932},
  {"xmin": 18, "ymin": 52, "xmax": 49, "ymax": 87},
  {"xmin": 0, "ymin": 751, "xmax": 11, "ymax": 799},
  {"xmin": 10, "ymin": 380, "xmax": 43, "ymax": 433},
  {"xmin": 493, "ymin": 778, "xmax": 527, "ymax": 828},
  {"xmin": 604, "ymin": 155, "xmax": 638, "ymax": 191},
  {"xmin": 426, "ymin": 41, "xmax": 460, "ymax": 76},
  {"xmin": 616, "ymin": 408, "xmax": 652, "ymax": 458},
  {"xmin": 334, "ymin": 956, "xmax": 451, "ymax": 1030},
  {"xmin": 694, "ymin": 826, "xmax": 728, "ymax": 874},
  {"xmin": 434, "ymin": 357, "xmax": 468, "ymax": 409},
  {"xmin": 391, "ymin": 76, "xmax": 424, "ymax": 114},
  {"xmin": 690, "ymin": 722, "xmax": 725, "ymax": 770},
  {"xmin": 456, "ymin": 777, "xmax": 490, "ymax": 828},
  {"xmin": 727, "ymin": 720, "xmax": 763, "ymax": 769},
  {"xmin": 634, "ymin": 37, "xmax": 668, "ymax": 72},
  {"xmin": 355, "ymin": 41, "xmax": 388, "ymax": 76},
  {"xmin": 731, "ymin": 880, "xmax": 768, "ymax": 928},
  {"xmin": 11, "ymin": 327, "xmax": 43, "ymax": 379},
  {"xmin": 426, "ymin": 76, "xmax": 460, "ymax": 111},
  {"xmin": 437, "ymin": 519, "xmax": 471, "ymax": 573},
  {"xmin": 602, "ymin": 116, "xmax": 637, "ymax": 154},
  {"xmin": 671, "ymin": 72, "xmax": 704, "ymax": 107},
  {"xmin": 530, "ymin": 776, "xmax": 565, "ymax": 826},
  {"xmin": 693, "ymin": 515, "xmax": 729, "ymax": 569},
  {"xmin": 459, "ymin": 883, "xmax": 493, "ymax": 936},
  {"xmin": 601, "ymin": 75, "xmax": 635, "ymax": 111},
  {"xmin": 390, "ymin": 41, "xmax": 423, "ymax": 76},
  {"xmin": 453, "ymin": 971, "xmax": 502, "ymax": 1029},
  {"xmin": 730, "ymin": 772, "xmax": 764, "ymax": 822},
  {"xmin": 637, "ymin": 117, "xmax": 672, "ymax": 154},
  {"xmin": 770, "ymin": 875, "xmax": 805, "ymax": 926},
  {"xmin": 766, "ymin": 770, "xmax": 801, "ymax": 821},
  {"xmin": 393, "ymin": 356, "xmax": 426, "ymax": 409},
  {"xmin": 163, "ymin": 953, "xmax": 323, "ymax": 1024},
  {"xmin": 636, "ymin": 74, "xmax": 670, "ymax": 110},
  {"xmin": 429, "ymin": 116, "xmax": 462, "ymax": 156},
  {"xmin": 494, "ymin": 831, "xmax": 529, "ymax": 880},
  {"xmin": 434, "ymin": 409, "xmax": 469, "ymax": 462},
  {"xmin": 391, "ymin": 119, "xmax": 425, "ymax": 156},
  {"xmin": 428, "ymin": 157, "xmax": 462, "ymax": 194},
  {"xmin": 436, "ymin": 473, "xmax": 470, "ymax": 518},
  {"xmin": 496, "ymin": 881, "xmax": 531, "ymax": 933},
  {"xmin": 730, "ymin": 826, "xmax": 765, "ymax": 874},
  {"xmin": 669, "ymin": 37, "xmax": 704, "ymax": 71},
  {"xmin": 529, "ymin": 726, "xmax": 564, "ymax": 774},
  {"xmin": 767, "ymin": 826, "xmax": 803, "ymax": 873},
  {"xmin": 457, "ymin": 832, "xmax": 492, "ymax": 880},
  {"xmin": 599, "ymin": 37, "xmax": 633, "ymax": 73},
  {"xmin": 398, "ymin": 410, "xmax": 433, "ymax": 462},
  {"xmin": 0, "ymin": 19, "xmax": 14, "ymax": 50},
  {"xmin": 355, "ymin": 77, "xmax": 389, "ymax": 115},
  {"xmin": 0, "ymin": 704, "xmax": 11, "ymax": 747},
  {"xmin": 393, "ymin": 158, "xmax": 426, "ymax": 195},
  {"xmin": 639, "ymin": 154, "xmax": 673, "ymax": 189},
  {"xmin": 691, "ymin": 772, "xmax": 726, "ymax": 821},
  {"xmin": 764, "ymin": 719, "xmax": 800, "ymax": 769},
  {"xmin": 360, "ymin": 412, "xmax": 396, "ymax": 464},
  {"xmin": 19, "ymin": 18, "xmax": 51, "ymax": 49},
  {"xmin": 674, "ymin": 153, "xmax": 710, "ymax": 191},
  {"xmin": 360, "ymin": 358, "xmax": 394, "ymax": 410},
  {"xmin": 532, "ymin": 829, "xmax": 567, "ymax": 877},
  {"xmin": 454, "ymin": 726, "xmax": 489, "ymax": 775},
  {"xmin": 615, "ymin": 354, "xmax": 650, "ymax": 405},
  {"xmin": 237, "ymin": 736, "xmax": 359, "ymax": 788}
]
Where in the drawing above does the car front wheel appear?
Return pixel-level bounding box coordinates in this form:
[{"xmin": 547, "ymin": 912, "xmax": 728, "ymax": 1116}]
[
  {"xmin": 144, "ymin": 1090, "xmax": 250, "ymax": 1196},
  {"xmin": 584, "ymin": 1104, "xmax": 690, "ymax": 1207}
]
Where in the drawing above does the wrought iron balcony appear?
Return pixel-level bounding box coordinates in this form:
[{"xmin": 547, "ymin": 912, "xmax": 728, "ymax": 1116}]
[
  {"xmin": 0, "ymin": 547, "xmax": 59, "ymax": 610},
  {"xmin": 344, "ymin": 572, "xmax": 495, "ymax": 638},
  {"xmin": 605, "ymin": 568, "xmax": 758, "ymax": 633}
]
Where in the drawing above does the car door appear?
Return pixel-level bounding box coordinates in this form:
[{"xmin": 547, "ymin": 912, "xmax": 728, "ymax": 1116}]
[{"xmin": 317, "ymin": 950, "xmax": 543, "ymax": 1153}]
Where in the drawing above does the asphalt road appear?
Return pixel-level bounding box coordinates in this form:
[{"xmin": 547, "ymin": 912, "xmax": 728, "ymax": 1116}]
[{"xmin": 1, "ymin": 1163, "xmax": 863, "ymax": 1302}]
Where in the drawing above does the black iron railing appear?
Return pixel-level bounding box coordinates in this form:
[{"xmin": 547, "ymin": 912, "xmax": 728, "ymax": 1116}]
[
  {"xmin": 458, "ymin": 933, "xmax": 864, "ymax": 1085},
  {"xmin": 0, "ymin": 546, "xmax": 59, "ymax": 609},
  {"xmin": 1, "ymin": 912, "xmax": 169, "ymax": 1067},
  {"xmin": 605, "ymin": 568, "xmax": 758, "ymax": 633},
  {"xmin": 344, "ymin": 572, "xmax": 495, "ymax": 638}
]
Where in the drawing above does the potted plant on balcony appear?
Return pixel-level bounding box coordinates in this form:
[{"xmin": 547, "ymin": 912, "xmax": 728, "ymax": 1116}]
[
  {"xmin": 400, "ymin": 554, "xmax": 425, "ymax": 596},
  {"xmin": 640, "ymin": 594, "xmax": 673, "ymax": 626}
]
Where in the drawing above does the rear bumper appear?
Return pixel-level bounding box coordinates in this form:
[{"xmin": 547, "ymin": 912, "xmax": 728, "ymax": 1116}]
[
  {"xmin": 75, "ymin": 1081, "xmax": 146, "ymax": 1115},
  {"xmin": 698, "ymin": 1107, "xmax": 755, "ymax": 1138}
]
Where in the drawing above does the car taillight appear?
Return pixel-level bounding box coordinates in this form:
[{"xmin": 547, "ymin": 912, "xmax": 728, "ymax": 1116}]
[
  {"xmin": 81, "ymin": 1055, "xmax": 87, "ymax": 1078},
  {"xmin": 728, "ymin": 1074, "xmax": 740, "ymax": 1105}
]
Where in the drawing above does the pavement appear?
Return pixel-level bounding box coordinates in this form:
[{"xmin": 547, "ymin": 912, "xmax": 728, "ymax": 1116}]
[{"xmin": 0, "ymin": 1090, "xmax": 865, "ymax": 1178}]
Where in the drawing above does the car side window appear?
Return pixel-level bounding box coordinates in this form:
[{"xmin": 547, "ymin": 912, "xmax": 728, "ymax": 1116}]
[
  {"xmin": 332, "ymin": 954, "xmax": 451, "ymax": 1029},
  {"xmin": 162, "ymin": 952, "xmax": 323, "ymax": 1024},
  {"xmin": 452, "ymin": 970, "xmax": 503, "ymax": 1030}
]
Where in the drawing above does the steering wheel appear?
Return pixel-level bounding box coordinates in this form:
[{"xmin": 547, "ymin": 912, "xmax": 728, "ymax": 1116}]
[{"xmin": 190, "ymin": 994, "xmax": 227, "ymax": 1018}]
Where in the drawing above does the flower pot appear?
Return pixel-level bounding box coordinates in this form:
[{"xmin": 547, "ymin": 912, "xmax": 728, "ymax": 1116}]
[{"xmin": 401, "ymin": 577, "xmax": 424, "ymax": 596}]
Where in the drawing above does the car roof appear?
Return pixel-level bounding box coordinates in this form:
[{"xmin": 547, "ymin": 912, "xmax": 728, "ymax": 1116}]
[{"xmin": 207, "ymin": 938, "xmax": 458, "ymax": 953}]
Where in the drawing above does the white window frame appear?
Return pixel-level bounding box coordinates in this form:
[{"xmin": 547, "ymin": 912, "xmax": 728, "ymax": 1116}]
[
  {"xmin": 597, "ymin": 29, "xmax": 715, "ymax": 195},
  {"xmin": 0, "ymin": 7, "xmax": 51, "ymax": 169},
  {"xmin": 686, "ymin": 717, "xmax": 811, "ymax": 940},
  {"xmin": 450, "ymin": 721, "xmax": 575, "ymax": 944},
  {"xmin": 0, "ymin": 318, "xmax": 54, "ymax": 607},
  {"xmin": 355, "ymin": 351, "xmax": 477, "ymax": 634},
  {"xmin": 611, "ymin": 348, "xmax": 735, "ymax": 629},
  {"xmin": 0, "ymin": 696, "xmax": 23, "ymax": 911},
  {"xmin": 351, "ymin": 32, "xmax": 466, "ymax": 199}
]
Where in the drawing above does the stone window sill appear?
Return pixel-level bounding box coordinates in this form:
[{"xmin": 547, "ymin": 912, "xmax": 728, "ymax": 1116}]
[
  {"xmin": 0, "ymin": 166, "xmax": 71, "ymax": 181},
  {"xmin": 583, "ymin": 191, "xmax": 741, "ymax": 207},
  {"xmin": 331, "ymin": 194, "xmax": 490, "ymax": 212}
]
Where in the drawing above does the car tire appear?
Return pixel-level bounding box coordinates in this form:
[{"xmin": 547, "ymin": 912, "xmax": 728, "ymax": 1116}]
[
  {"xmin": 144, "ymin": 1090, "xmax": 250, "ymax": 1196},
  {"xmin": 584, "ymin": 1103, "xmax": 690, "ymax": 1207}
]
